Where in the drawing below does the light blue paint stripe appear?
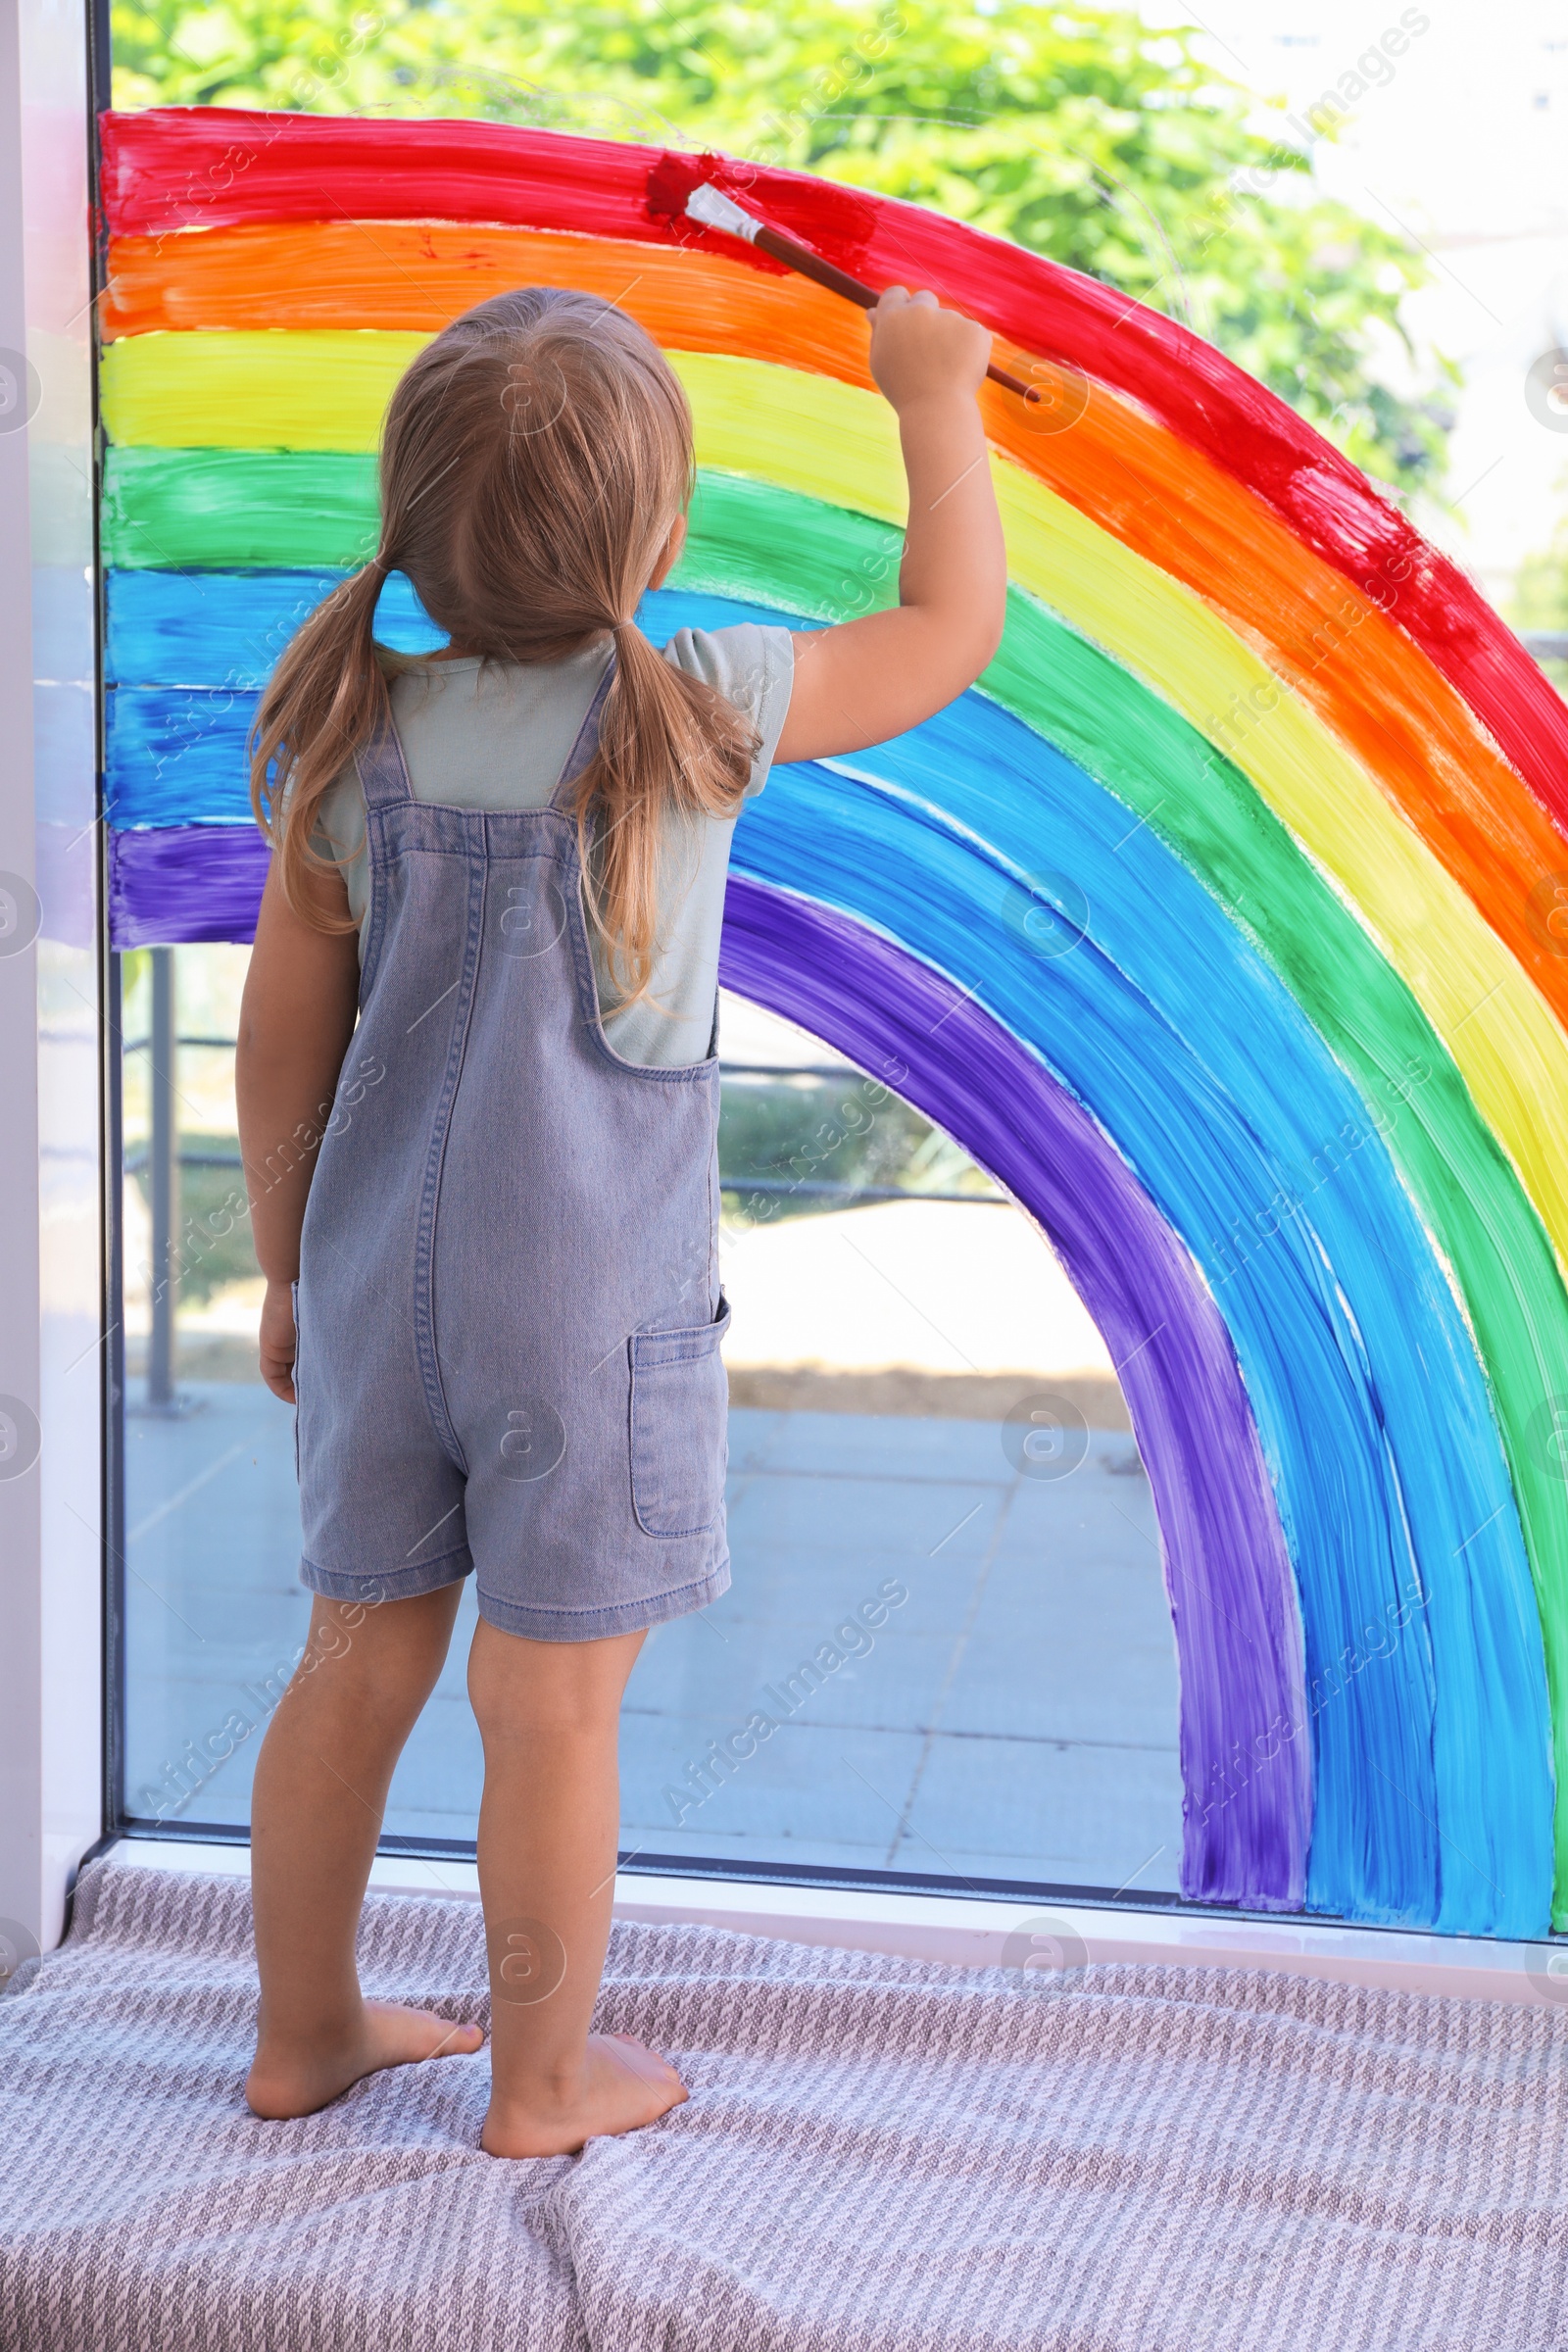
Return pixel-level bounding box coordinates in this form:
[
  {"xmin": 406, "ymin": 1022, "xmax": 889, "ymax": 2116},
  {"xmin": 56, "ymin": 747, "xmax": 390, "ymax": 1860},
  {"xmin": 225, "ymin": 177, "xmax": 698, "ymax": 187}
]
[{"xmin": 742, "ymin": 717, "xmax": 1551, "ymax": 1938}]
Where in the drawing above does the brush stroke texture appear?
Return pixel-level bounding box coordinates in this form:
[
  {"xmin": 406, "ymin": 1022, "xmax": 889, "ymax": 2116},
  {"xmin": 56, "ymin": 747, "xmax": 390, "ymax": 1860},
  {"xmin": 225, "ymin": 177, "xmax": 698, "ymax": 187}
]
[
  {"xmin": 97, "ymin": 418, "xmax": 1568, "ymax": 1339},
  {"xmin": 103, "ymin": 648, "xmax": 1557, "ymax": 1933},
  {"xmin": 103, "ymin": 447, "xmax": 380, "ymax": 570},
  {"xmin": 100, "ymin": 220, "xmax": 1568, "ymax": 1029},
  {"xmin": 719, "ymin": 874, "xmax": 1311, "ymax": 1911},
  {"xmin": 106, "ymin": 567, "xmax": 443, "ymax": 683},
  {"xmin": 108, "ymin": 790, "xmax": 1317, "ymax": 1914},
  {"xmin": 109, "ymin": 821, "xmax": 270, "ymax": 947},
  {"xmin": 732, "ymin": 733, "xmax": 1550, "ymax": 1938},
  {"xmin": 96, "ymin": 107, "xmax": 1568, "ymax": 840},
  {"xmin": 105, "ymin": 542, "xmax": 1568, "ymax": 1923}
]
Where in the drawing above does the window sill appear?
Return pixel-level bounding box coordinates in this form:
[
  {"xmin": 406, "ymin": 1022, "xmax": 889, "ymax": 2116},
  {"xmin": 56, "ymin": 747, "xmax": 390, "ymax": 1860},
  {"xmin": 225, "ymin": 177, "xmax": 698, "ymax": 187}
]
[{"xmin": 102, "ymin": 1837, "xmax": 1567, "ymax": 2009}]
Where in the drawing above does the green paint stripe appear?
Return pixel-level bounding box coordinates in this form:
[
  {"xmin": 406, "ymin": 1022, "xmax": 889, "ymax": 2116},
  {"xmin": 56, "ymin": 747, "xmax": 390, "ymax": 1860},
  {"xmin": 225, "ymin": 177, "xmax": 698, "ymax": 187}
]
[
  {"xmin": 103, "ymin": 447, "xmax": 380, "ymax": 569},
  {"xmin": 105, "ymin": 443, "xmax": 1568, "ymax": 1921},
  {"xmin": 686, "ymin": 471, "xmax": 1568, "ymax": 1923}
]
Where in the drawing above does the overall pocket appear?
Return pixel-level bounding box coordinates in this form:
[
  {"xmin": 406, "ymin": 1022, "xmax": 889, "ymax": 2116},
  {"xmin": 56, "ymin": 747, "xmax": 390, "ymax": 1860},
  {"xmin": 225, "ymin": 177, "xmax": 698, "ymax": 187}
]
[{"xmin": 628, "ymin": 1295, "xmax": 731, "ymax": 1539}]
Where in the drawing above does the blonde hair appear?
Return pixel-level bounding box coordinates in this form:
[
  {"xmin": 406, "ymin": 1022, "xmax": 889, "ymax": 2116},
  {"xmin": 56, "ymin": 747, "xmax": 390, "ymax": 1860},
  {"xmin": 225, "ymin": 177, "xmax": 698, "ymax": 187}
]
[{"xmin": 250, "ymin": 287, "xmax": 758, "ymax": 1003}]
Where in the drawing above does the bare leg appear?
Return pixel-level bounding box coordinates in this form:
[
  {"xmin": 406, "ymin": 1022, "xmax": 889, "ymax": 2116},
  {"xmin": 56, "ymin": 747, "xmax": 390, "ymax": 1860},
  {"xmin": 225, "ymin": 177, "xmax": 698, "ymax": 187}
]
[
  {"xmin": 468, "ymin": 1619, "xmax": 687, "ymax": 2157},
  {"xmin": 245, "ymin": 1584, "xmax": 484, "ymax": 2119}
]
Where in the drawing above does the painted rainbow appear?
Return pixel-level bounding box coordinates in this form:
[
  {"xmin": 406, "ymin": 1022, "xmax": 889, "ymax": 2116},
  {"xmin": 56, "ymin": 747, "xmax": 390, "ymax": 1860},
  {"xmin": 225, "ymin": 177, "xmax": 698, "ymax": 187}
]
[{"xmin": 98, "ymin": 107, "xmax": 1568, "ymax": 1937}]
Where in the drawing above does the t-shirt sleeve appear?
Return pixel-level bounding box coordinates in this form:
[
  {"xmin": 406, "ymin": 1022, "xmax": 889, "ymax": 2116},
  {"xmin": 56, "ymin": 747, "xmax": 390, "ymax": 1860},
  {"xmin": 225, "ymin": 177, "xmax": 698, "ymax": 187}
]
[
  {"xmin": 661, "ymin": 622, "xmax": 795, "ymax": 800},
  {"xmin": 306, "ymin": 766, "xmax": 371, "ymax": 933}
]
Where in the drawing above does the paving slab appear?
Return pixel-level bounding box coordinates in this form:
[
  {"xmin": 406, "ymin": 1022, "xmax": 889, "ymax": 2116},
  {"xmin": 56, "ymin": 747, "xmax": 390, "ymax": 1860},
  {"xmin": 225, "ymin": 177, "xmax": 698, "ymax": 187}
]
[{"xmin": 122, "ymin": 1389, "xmax": 1184, "ymax": 1892}]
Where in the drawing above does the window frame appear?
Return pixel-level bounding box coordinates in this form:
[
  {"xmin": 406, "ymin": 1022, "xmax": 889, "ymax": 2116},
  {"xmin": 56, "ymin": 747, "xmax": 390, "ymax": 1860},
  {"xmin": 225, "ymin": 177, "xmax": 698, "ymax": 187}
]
[
  {"xmin": 0, "ymin": 0, "xmax": 112, "ymax": 1959},
  {"xmin": 62, "ymin": 6, "xmax": 1566, "ymax": 2009}
]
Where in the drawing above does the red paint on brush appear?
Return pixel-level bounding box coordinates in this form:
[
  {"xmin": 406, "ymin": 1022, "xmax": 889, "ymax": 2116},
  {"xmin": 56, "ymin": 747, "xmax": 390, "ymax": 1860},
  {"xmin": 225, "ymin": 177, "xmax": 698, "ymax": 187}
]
[
  {"xmin": 645, "ymin": 150, "xmax": 787, "ymax": 275},
  {"xmin": 644, "ymin": 148, "xmax": 712, "ymax": 220},
  {"xmin": 644, "ymin": 144, "xmax": 880, "ymax": 272},
  {"xmin": 98, "ymin": 107, "xmax": 1568, "ymax": 828}
]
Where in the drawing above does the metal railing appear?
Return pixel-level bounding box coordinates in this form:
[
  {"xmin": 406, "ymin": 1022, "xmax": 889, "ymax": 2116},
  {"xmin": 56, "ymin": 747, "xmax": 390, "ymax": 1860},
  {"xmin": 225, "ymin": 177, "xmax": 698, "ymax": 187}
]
[{"xmin": 123, "ymin": 981, "xmax": 1003, "ymax": 1406}]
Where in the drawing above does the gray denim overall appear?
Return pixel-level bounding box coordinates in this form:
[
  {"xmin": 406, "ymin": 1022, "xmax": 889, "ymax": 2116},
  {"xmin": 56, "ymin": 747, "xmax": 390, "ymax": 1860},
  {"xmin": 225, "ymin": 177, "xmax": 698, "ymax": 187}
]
[{"xmin": 294, "ymin": 665, "xmax": 732, "ymax": 1641}]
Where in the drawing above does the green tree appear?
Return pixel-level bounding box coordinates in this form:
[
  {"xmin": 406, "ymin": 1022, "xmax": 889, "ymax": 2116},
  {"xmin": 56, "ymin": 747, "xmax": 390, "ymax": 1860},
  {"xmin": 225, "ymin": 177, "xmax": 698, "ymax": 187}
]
[{"xmin": 111, "ymin": 0, "xmax": 1453, "ymax": 496}]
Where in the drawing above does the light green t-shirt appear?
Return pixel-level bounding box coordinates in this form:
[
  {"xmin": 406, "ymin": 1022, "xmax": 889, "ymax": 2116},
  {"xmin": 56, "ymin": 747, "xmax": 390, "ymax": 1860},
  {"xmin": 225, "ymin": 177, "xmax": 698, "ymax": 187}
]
[{"xmin": 314, "ymin": 623, "xmax": 795, "ymax": 1068}]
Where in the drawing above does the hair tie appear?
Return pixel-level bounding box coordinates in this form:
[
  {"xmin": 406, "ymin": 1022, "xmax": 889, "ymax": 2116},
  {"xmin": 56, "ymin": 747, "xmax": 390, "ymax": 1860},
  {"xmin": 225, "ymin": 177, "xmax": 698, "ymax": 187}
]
[{"xmin": 367, "ymin": 552, "xmax": 390, "ymax": 579}]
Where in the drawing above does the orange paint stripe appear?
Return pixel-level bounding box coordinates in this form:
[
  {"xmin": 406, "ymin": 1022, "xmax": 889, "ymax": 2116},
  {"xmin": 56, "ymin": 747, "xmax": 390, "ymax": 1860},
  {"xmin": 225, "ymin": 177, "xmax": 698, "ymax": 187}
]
[
  {"xmin": 102, "ymin": 219, "xmax": 882, "ymax": 388},
  {"xmin": 106, "ymin": 219, "xmax": 1568, "ymax": 1024}
]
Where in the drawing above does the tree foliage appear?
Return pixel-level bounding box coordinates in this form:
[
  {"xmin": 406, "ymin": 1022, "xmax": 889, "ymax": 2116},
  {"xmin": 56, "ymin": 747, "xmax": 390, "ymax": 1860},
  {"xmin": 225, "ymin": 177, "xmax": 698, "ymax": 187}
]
[{"xmin": 112, "ymin": 0, "xmax": 1454, "ymax": 496}]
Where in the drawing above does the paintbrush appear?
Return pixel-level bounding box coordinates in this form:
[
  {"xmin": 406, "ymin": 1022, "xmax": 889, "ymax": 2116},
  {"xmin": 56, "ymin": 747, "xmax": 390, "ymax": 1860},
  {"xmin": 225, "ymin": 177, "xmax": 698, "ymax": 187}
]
[{"xmin": 673, "ymin": 179, "xmax": 1043, "ymax": 407}]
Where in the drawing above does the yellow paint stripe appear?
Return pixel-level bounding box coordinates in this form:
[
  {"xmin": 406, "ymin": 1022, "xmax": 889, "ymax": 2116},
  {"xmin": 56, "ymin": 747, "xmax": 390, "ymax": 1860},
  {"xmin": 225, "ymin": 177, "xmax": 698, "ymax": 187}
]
[{"xmin": 101, "ymin": 329, "xmax": 1568, "ymax": 1269}]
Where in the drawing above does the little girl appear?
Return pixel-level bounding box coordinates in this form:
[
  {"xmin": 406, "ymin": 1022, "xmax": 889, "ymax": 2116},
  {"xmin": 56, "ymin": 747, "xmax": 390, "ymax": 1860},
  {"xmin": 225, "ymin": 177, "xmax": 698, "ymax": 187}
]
[{"xmin": 235, "ymin": 277, "xmax": 1004, "ymax": 2157}]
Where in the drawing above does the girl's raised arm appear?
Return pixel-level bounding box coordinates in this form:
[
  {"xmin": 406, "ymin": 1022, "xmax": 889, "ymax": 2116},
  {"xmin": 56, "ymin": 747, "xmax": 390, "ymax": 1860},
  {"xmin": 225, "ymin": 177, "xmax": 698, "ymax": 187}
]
[
  {"xmin": 772, "ymin": 287, "xmax": 1007, "ymax": 766},
  {"xmin": 236, "ymin": 858, "xmax": 362, "ymax": 1401}
]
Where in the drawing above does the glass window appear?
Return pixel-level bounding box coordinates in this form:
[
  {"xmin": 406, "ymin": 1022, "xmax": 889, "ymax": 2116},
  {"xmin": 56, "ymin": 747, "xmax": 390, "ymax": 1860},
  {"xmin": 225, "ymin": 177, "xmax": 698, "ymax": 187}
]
[{"xmin": 119, "ymin": 962, "xmax": 1180, "ymax": 1898}]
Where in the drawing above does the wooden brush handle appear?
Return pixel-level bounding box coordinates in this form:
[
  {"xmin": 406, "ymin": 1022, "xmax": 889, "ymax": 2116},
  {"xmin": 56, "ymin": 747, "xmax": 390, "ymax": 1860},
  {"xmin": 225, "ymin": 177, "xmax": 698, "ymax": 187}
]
[
  {"xmin": 751, "ymin": 221, "xmax": 1041, "ymax": 405},
  {"xmin": 752, "ymin": 221, "xmax": 878, "ymax": 309}
]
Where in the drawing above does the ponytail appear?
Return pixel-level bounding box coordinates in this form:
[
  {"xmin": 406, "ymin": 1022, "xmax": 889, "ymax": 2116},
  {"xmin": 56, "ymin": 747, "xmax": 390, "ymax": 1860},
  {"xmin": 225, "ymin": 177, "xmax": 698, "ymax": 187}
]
[
  {"xmin": 249, "ymin": 557, "xmax": 390, "ymax": 927},
  {"xmin": 572, "ymin": 619, "xmax": 757, "ymax": 1007}
]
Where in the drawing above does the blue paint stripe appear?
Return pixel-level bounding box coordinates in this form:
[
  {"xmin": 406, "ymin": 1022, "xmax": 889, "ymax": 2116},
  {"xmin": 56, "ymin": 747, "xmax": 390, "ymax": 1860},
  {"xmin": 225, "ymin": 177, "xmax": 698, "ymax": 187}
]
[
  {"xmin": 102, "ymin": 569, "xmax": 797, "ymax": 688},
  {"xmin": 101, "ymin": 577, "xmax": 793, "ymax": 830},
  {"xmin": 105, "ymin": 567, "xmax": 444, "ymax": 685},
  {"xmin": 105, "ymin": 689, "xmax": 258, "ymax": 827},
  {"xmin": 102, "ymin": 583, "xmax": 803, "ymax": 827},
  {"xmin": 745, "ymin": 726, "xmax": 1551, "ymax": 1937}
]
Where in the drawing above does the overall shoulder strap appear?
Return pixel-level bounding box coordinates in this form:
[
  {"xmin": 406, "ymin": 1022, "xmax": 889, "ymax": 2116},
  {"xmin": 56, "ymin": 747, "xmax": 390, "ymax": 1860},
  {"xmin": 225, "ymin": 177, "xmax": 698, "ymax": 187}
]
[
  {"xmin": 354, "ymin": 701, "xmax": 415, "ymax": 810},
  {"xmin": 548, "ymin": 653, "xmax": 617, "ymax": 812}
]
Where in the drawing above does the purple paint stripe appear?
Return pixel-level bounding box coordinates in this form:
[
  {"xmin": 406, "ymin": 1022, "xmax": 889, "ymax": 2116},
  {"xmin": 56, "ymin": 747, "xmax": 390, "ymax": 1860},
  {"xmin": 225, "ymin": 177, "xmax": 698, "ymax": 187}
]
[
  {"xmin": 108, "ymin": 825, "xmax": 1310, "ymax": 1904},
  {"xmin": 109, "ymin": 823, "xmax": 268, "ymax": 948},
  {"xmin": 721, "ymin": 876, "xmax": 1310, "ymax": 1911}
]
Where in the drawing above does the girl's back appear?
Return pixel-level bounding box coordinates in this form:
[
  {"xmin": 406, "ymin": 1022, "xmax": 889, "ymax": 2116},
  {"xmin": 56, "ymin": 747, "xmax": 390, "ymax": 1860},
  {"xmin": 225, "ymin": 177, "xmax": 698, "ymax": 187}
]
[{"xmin": 313, "ymin": 619, "xmax": 792, "ymax": 1067}]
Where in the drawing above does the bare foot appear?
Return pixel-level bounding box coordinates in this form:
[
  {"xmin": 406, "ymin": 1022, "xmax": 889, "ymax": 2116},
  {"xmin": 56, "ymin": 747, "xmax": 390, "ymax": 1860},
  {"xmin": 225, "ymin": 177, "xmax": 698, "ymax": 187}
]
[
  {"xmin": 480, "ymin": 2033, "xmax": 688, "ymax": 2158},
  {"xmin": 245, "ymin": 1999, "xmax": 485, "ymax": 2120}
]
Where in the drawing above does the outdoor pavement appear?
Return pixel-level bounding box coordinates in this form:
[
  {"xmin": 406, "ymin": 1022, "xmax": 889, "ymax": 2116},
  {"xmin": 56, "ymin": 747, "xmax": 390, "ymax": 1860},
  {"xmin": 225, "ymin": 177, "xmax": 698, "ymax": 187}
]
[{"xmin": 123, "ymin": 1383, "xmax": 1183, "ymax": 1898}]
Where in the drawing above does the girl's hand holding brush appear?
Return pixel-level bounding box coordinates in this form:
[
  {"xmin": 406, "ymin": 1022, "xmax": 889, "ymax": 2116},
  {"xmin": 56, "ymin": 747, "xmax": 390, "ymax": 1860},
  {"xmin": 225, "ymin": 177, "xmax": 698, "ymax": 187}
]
[{"xmin": 867, "ymin": 283, "xmax": 993, "ymax": 415}]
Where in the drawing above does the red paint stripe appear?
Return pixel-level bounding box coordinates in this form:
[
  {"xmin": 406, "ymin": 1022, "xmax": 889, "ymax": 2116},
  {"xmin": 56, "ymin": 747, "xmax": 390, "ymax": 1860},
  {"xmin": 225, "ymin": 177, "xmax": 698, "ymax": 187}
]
[{"xmin": 100, "ymin": 106, "xmax": 1568, "ymax": 832}]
